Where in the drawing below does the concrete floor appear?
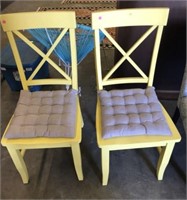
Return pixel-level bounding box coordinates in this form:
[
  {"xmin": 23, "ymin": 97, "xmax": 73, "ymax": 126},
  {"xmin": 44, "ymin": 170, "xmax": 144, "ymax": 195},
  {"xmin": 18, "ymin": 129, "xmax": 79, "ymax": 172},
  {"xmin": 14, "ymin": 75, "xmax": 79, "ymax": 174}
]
[{"xmin": 1, "ymin": 1, "xmax": 186, "ymax": 199}]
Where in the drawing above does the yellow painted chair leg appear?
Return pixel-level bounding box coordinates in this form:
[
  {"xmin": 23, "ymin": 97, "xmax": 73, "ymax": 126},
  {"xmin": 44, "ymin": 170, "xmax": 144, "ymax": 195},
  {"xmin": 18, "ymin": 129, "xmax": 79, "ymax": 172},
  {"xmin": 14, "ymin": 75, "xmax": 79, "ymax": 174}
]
[
  {"xmin": 71, "ymin": 144, "xmax": 83, "ymax": 181},
  {"xmin": 81, "ymin": 115, "xmax": 84, "ymax": 128},
  {"xmin": 102, "ymin": 148, "xmax": 110, "ymax": 186},
  {"xmin": 7, "ymin": 147, "xmax": 29, "ymax": 184},
  {"xmin": 157, "ymin": 142, "xmax": 175, "ymax": 180},
  {"xmin": 21, "ymin": 149, "xmax": 26, "ymax": 157}
]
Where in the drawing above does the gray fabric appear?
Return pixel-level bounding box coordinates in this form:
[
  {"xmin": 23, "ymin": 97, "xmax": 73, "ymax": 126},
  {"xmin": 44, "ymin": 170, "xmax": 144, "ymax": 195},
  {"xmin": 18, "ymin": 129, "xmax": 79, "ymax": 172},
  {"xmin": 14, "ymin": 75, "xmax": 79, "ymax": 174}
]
[
  {"xmin": 177, "ymin": 64, "xmax": 187, "ymax": 132},
  {"xmin": 98, "ymin": 87, "xmax": 171, "ymax": 139},
  {"xmin": 6, "ymin": 89, "xmax": 78, "ymax": 138},
  {"xmin": 181, "ymin": 65, "xmax": 187, "ymax": 97},
  {"xmin": 179, "ymin": 96, "xmax": 187, "ymax": 131}
]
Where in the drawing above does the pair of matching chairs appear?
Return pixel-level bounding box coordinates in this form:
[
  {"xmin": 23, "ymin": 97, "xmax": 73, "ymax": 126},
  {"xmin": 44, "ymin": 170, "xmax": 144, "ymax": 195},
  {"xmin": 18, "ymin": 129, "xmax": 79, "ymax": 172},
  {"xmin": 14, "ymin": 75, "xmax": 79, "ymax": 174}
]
[{"xmin": 1, "ymin": 8, "xmax": 181, "ymax": 186}]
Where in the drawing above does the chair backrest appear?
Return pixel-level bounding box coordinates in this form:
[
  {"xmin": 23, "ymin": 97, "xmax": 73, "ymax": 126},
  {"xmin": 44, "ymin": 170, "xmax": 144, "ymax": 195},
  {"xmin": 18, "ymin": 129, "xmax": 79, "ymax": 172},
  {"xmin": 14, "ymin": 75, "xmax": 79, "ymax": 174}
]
[
  {"xmin": 0, "ymin": 11, "xmax": 78, "ymax": 90},
  {"xmin": 91, "ymin": 8, "xmax": 169, "ymax": 90}
]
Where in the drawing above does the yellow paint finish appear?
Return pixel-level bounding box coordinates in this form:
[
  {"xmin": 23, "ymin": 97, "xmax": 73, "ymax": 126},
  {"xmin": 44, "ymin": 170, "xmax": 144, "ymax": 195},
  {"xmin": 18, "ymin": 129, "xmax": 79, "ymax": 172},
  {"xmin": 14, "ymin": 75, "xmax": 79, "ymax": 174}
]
[
  {"xmin": 1, "ymin": 11, "xmax": 83, "ymax": 184},
  {"xmin": 92, "ymin": 8, "xmax": 181, "ymax": 186}
]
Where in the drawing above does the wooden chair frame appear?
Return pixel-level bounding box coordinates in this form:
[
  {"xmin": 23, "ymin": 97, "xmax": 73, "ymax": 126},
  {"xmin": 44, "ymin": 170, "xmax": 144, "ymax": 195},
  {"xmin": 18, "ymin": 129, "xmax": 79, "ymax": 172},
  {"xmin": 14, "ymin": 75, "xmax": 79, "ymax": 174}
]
[
  {"xmin": 1, "ymin": 12, "xmax": 83, "ymax": 184},
  {"xmin": 92, "ymin": 8, "xmax": 181, "ymax": 185}
]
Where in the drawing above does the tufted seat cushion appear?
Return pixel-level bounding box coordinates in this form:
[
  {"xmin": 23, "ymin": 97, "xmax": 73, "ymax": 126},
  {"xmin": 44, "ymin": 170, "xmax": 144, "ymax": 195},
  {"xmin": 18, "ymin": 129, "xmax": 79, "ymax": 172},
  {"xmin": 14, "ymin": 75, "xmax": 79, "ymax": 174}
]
[
  {"xmin": 5, "ymin": 89, "xmax": 78, "ymax": 139},
  {"xmin": 98, "ymin": 87, "xmax": 171, "ymax": 139}
]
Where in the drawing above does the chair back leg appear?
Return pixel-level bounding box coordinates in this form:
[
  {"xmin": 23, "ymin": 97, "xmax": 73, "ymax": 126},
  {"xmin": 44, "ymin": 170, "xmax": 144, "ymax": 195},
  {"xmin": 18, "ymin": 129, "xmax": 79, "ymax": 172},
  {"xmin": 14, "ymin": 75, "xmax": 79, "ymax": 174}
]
[
  {"xmin": 71, "ymin": 144, "xmax": 84, "ymax": 181},
  {"xmin": 102, "ymin": 148, "xmax": 110, "ymax": 186},
  {"xmin": 157, "ymin": 142, "xmax": 175, "ymax": 180},
  {"xmin": 7, "ymin": 147, "xmax": 29, "ymax": 184}
]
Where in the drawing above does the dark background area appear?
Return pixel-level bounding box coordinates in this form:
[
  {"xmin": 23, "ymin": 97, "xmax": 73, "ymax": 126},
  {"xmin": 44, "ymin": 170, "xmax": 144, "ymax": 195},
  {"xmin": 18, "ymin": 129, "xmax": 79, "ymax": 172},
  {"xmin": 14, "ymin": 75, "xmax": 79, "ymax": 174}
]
[
  {"xmin": 1, "ymin": 1, "xmax": 14, "ymax": 10},
  {"xmin": 116, "ymin": 1, "xmax": 186, "ymax": 99}
]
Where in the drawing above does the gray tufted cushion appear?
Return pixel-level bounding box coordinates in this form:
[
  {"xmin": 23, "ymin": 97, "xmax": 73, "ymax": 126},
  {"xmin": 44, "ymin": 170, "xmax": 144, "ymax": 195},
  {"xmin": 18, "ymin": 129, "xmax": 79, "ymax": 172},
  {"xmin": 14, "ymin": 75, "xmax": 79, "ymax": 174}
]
[
  {"xmin": 5, "ymin": 89, "xmax": 78, "ymax": 139},
  {"xmin": 98, "ymin": 87, "xmax": 171, "ymax": 139}
]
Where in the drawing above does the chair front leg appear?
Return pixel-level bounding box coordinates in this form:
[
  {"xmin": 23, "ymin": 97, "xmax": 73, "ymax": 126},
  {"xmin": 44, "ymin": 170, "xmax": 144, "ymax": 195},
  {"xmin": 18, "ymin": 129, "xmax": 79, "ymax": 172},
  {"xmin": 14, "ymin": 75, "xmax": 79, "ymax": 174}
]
[
  {"xmin": 7, "ymin": 146, "xmax": 29, "ymax": 184},
  {"xmin": 157, "ymin": 142, "xmax": 175, "ymax": 180},
  {"xmin": 101, "ymin": 148, "xmax": 110, "ymax": 186},
  {"xmin": 71, "ymin": 143, "xmax": 83, "ymax": 181}
]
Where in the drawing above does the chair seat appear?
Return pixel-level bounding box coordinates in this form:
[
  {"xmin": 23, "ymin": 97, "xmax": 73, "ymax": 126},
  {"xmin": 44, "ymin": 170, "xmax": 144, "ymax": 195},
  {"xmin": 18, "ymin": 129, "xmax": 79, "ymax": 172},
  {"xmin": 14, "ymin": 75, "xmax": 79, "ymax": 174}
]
[
  {"xmin": 5, "ymin": 89, "xmax": 78, "ymax": 139},
  {"xmin": 98, "ymin": 87, "xmax": 171, "ymax": 139}
]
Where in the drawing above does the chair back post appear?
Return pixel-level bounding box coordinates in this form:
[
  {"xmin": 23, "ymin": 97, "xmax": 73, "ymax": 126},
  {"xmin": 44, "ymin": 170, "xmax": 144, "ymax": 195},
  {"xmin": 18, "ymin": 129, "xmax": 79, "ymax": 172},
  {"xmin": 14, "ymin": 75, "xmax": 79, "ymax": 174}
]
[
  {"xmin": 148, "ymin": 25, "xmax": 165, "ymax": 87},
  {"xmin": 69, "ymin": 28, "xmax": 78, "ymax": 90},
  {"xmin": 93, "ymin": 29, "xmax": 103, "ymax": 90}
]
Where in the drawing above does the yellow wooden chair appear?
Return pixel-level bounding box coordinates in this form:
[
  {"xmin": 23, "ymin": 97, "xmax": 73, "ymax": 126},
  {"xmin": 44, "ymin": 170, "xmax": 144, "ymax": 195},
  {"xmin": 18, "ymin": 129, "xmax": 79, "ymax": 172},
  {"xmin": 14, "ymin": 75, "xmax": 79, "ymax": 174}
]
[
  {"xmin": 92, "ymin": 8, "xmax": 181, "ymax": 185},
  {"xmin": 1, "ymin": 11, "xmax": 83, "ymax": 184}
]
